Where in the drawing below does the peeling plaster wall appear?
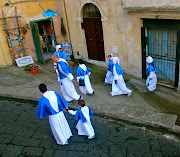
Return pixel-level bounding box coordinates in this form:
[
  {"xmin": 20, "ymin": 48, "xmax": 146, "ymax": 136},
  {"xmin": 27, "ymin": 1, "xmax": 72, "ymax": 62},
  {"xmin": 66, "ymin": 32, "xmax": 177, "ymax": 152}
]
[
  {"xmin": 65, "ymin": 0, "xmax": 180, "ymax": 87},
  {"xmin": 0, "ymin": 0, "xmax": 66, "ymax": 63},
  {"xmin": 65, "ymin": 0, "xmax": 139, "ymax": 74},
  {"xmin": 0, "ymin": 24, "xmax": 13, "ymax": 66},
  {"xmin": 124, "ymin": 0, "xmax": 180, "ymax": 9}
]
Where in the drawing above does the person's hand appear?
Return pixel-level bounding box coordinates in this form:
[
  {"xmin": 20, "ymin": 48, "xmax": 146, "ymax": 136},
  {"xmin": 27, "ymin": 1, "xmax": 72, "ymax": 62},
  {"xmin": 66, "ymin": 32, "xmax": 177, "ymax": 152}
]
[
  {"xmin": 72, "ymin": 79, "xmax": 77, "ymax": 83},
  {"xmin": 64, "ymin": 108, "xmax": 69, "ymax": 112},
  {"xmin": 115, "ymin": 80, "xmax": 117, "ymax": 84}
]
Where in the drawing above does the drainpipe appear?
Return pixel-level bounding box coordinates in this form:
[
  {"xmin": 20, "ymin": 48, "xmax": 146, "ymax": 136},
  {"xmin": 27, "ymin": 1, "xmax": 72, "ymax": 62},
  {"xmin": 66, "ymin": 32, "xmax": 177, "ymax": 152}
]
[{"xmin": 61, "ymin": 0, "xmax": 71, "ymax": 44}]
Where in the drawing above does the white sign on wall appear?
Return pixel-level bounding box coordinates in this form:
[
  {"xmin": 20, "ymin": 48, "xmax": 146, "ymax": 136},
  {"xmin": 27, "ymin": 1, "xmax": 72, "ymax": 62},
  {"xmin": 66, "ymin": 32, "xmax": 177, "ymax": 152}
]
[
  {"xmin": 112, "ymin": 45, "xmax": 118, "ymax": 54},
  {"xmin": 15, "ymin": 56, "xmax": 34, "ymax": 67}
]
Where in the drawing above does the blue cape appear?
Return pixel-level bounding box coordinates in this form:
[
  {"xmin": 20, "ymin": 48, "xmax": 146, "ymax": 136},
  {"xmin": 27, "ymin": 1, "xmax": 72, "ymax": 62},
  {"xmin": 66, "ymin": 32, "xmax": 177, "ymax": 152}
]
[
  {"xmin": 115, "ymin": 64, "xmax": 123, "ymax": 75},
  {"xmin": 77, "ymin": 66, "xmax": 91, "ymax": 77},
  {"xmin": 108, "ymin": 60, "xmax": 114, "ymax": 72},
  {"xmin": 37, "ymin": 92, "xmax": 67, "ymax": 119},
  {"xmin": 53, "ymin": 51, "xmax": 67, "ymax": 60},
  {"xmin": 57, "ymin": 61, "xmax": 74, "ymax": 79},
  {"xmin": 147, "ymin": 62, "xmax": 156, "ymax": 73},
  {"xmin": 74, "ymin": 107, "xmax": 93, "ymax": 123}
]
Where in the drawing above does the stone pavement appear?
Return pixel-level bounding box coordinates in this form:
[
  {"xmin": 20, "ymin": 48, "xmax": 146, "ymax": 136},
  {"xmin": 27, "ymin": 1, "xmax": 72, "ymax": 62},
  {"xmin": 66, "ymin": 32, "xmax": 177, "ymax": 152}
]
[
  {"xmin": 0, "ymin": 59, "xmax": 180, "ymax": 134},
  {"xmin": 0, "ymin": 99, "xmax": 180, "ymax": 157}
]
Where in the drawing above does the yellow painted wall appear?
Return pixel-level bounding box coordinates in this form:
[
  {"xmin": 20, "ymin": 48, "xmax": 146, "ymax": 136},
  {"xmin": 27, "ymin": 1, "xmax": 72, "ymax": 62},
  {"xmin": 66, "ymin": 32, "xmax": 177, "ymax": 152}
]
[
  {"xmin": 0, "ymin": 0, "xmax": 66, "ymax": 64},
  {"xmin": 0, "ymin": 23, "xmax": 13, "ymax": 66}
]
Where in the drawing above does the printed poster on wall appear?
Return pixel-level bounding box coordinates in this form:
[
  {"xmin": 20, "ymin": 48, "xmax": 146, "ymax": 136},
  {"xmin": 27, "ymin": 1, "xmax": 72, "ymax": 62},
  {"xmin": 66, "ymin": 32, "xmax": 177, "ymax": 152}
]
[{"xmin": 15, "ymin": 56, "xmax": 34, "ymax": 67}]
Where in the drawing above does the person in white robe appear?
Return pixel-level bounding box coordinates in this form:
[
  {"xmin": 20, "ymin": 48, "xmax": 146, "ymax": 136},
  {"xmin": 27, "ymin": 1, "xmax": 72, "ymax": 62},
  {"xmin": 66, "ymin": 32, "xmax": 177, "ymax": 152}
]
[
  {"xmin": 146, "ymin": 56, "xmax": 157, "ymax": 92},
  {"xmin": 52, "ymin": 44, "xmax": 67, "ymax": 60},
  {"xmin": 51, "ymin": 44, "xmax": 67, "ymax": 83},
  {"xmin": 104, "ymin": 54, "xmax": 114, "ymax": 85},
  {"xmin": 68, "ymin": 99, "xmax": 95, "ymax": 139},
  {"xmin": 111, "ymin": 57, "xmax": 132, "ymax": 97},
  {"xmin": 37, "ymin": 83, "xmax": 72, "ymax": 145},
  {"xmin": 77, "ymin": 59, "xmax": 94, "ymax": 95},
  {"xmin": 52, "ymin": 55, "xmax": 82, "ymax": 102}
]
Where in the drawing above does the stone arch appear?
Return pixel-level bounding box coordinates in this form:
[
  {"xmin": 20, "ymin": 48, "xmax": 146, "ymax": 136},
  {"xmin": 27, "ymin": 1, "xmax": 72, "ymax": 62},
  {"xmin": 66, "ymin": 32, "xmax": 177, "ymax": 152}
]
[
  {"xmin": 78, "ymin": 2, "xmax": 107, "ymax": 22},
  {"xmin": 80, "ymin": 2, "xmax": 105, "ymax": 61},
  {"xmin": 82, "ymin": 3, "xmax": 101, "ymax": 18}
]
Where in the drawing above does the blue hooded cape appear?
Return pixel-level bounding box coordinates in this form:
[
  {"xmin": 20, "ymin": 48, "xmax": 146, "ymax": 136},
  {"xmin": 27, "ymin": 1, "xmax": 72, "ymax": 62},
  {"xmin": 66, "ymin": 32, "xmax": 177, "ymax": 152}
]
[
  {"xmin": 115, "ymin": 64, "xmax": 123, "ymax": 75},
  {"xmin": 77, "ymin": 66, "xmax": 91, "ymax": 77},
  {"xmin": 147, "ymin": 62, "xmax": 156, "ymax": 73},
  {"xmin": 57, "ymin": 61, "xmax": 74, "ymax": 79},
  {"xmin": 54, "ymin": 51, "xmax": 67, "ymax": 60},
  {"xmin": 74, "ymin": 107, "xmax": 93, "ymax": 123},
  {"xmin": 37, "ymin": 92, "xmax": 67, "ymax": 119},
  {"xmin": 108, "ymin": 60, "xmax": 114, "ymax": 72}
]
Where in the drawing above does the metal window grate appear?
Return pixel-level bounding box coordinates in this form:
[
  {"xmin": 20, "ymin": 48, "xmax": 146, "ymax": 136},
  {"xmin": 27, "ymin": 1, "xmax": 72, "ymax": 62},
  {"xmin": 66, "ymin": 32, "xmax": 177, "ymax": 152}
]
[{"xmin": 147, "ymin": 28, "xmax": 177, "ymax": 87}]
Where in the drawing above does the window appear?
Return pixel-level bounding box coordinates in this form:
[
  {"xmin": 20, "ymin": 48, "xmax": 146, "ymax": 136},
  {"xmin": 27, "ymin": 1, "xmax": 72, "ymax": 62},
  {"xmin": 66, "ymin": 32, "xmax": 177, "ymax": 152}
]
[{"xmin": 83, "ymin": 3, "xmax": 101, "ymax": 18}]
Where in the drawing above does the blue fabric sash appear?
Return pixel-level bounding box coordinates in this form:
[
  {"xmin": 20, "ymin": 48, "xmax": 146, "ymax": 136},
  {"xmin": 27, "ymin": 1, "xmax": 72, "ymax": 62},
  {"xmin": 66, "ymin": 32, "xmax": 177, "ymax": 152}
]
[
  {"xmin": 37, "ymin": 92, "xmax": 67, "ymax": 119},
  {"xmin": 58, "ymin": 52, "xmax": 67, "ymax": 60},
  {"xmin": 77, "ymin": 66, "xmax": 91, "ymax": 77},
  {"xmin": 115, "ymin": 64, "xmax": 123, "ymax": 75},
  {"xmin": 57, "ymin": 61, "xmax": 74, "ymax": 79},
  {"xmin": 108, "ymin": 60, "xmax": 114, "ymax": 72},
  {"xmin": 54, "ymin": 51, "xmax": 67, "ymax": 60},
  {"xmin": 147, "ymin": 62, "xmax": 156, "ymax": 73},
  {"xmin": 74, "ymin": 107, "xmax": 93, "ymax": 123}
]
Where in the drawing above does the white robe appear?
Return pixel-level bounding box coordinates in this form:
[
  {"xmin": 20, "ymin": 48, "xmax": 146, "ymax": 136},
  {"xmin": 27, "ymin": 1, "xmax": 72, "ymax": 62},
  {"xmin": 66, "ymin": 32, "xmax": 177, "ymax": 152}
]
[
  {"xmin": 60, "ymin": 76, "xmax": 80, "ymax": 102},
  {"xmin": 146, "ymin": 71, "xmax": 157, "ymax": 91},
  {"xmin": 43, "ymin": 91, "xmax": 72, "ymax": 145},
  {"xmin": 105, "ymin": 70, "xmax": 113, "ymax": 84},
  {"xmin": 77, "ymin": 64, "xmax": 94, "ymax": 95},
  {"xmin": 69, "ymin": 106, "xmax": 95, "ymax": 139},
  {"xmin": 111, "ymin": 66, "xmax": 132, "ymax": 96},
  {"xmin": 57, "ymin": 60, "xmax": 81, "ymax": 102}
]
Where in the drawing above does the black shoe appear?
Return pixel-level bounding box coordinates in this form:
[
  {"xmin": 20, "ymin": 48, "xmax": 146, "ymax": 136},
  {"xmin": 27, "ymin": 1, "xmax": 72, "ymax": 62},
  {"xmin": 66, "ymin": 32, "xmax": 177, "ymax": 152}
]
[
  {"xmin": 91, "ymin": 91, "xmax": 94, "ymax": 96},
  {"xmin": 78, "ymin": 96, "xmax": 83, "ymax": 101}
]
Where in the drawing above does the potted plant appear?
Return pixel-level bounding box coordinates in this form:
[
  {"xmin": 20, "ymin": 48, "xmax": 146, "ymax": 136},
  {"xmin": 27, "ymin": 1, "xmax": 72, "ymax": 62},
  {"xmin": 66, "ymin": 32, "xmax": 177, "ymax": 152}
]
[
  {"xmin": 29, "ymin": 64, "xmax": 39, "ymax": 74},
  {"xmin": 25, "ymin": 64, "xmax": 30, "ymax": 71}
]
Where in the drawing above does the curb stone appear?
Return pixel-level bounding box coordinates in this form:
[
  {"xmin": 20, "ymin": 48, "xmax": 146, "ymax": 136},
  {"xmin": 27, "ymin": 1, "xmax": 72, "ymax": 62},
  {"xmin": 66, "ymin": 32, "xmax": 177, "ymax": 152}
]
[{"xmin": 0, "ymin": 95, "xmax": 180, "ymax": 137}]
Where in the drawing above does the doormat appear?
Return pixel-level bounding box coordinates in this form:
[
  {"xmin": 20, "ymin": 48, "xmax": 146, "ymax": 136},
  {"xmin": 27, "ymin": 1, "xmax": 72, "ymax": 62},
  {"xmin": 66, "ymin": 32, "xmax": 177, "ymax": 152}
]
[{"xmin": 175, "ymin": 115, "xmax": 180, "ymax": 126}]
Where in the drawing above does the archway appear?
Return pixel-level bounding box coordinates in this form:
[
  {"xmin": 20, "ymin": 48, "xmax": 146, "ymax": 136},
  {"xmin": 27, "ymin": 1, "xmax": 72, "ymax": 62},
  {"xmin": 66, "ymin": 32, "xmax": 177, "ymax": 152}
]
[{"xmin": 81, "ymin": 3, "xmax": 105, "ymax": 61}]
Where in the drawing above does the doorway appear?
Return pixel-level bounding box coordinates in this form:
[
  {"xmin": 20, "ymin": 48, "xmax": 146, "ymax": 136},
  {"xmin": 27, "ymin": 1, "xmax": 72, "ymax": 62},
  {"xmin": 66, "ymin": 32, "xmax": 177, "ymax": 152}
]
[
  {"xmin": 142, "ymin": 19, "xmax": 180, "ymax": 88},
  {"xmin": 81, "ymin": 3, "xmax": 105, "ymax": 61},
  {"xmin": 30, "ymin": 18, "xmax": 56, "ymax": 63}
]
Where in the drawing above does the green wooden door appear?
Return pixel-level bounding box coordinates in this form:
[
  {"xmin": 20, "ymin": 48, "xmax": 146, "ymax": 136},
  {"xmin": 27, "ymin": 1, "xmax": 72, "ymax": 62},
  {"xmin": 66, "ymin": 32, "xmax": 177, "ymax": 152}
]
[
  {"xmin": 175, "ymin": 31, "xmax": 180, "ymax": 87},
  {"xmin": 141, "ymin": 27, "xmax": 147, "ymax": 79},
  {"xmin": 30, "ymin": 22, "xmax": 44, "ymax": 63},
  {"xmin": 50, "ymin": 19, "xmax": 57, "ymax": 45}
]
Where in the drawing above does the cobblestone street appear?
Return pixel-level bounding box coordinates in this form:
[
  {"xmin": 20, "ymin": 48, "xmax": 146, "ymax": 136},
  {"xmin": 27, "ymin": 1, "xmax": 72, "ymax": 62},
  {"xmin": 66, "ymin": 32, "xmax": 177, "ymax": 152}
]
[{"xmin": 0, "ymin": 99, "xmax": 179, "ymax": 157}]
